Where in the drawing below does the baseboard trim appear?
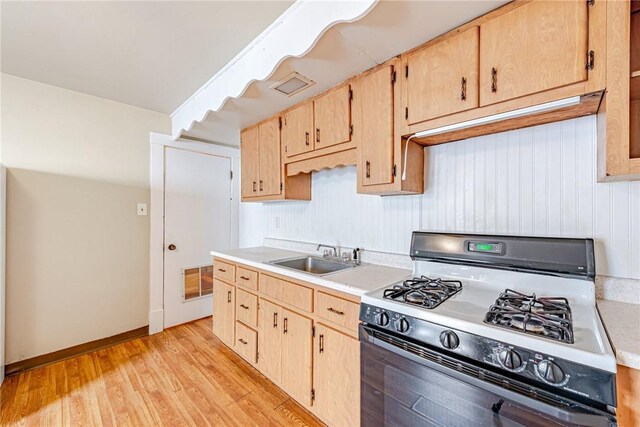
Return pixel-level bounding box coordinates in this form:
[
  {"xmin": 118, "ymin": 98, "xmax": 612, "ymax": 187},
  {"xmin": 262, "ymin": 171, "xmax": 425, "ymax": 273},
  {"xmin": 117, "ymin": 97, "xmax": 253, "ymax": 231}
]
[{"xmin": 5, "ymin": 325, "xmax": 149, "ymax": 377}]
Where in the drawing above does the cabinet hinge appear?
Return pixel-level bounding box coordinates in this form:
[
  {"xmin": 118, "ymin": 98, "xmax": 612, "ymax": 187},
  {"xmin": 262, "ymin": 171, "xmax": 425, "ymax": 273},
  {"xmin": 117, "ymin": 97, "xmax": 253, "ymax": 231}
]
[
  {"xmin": 280, "ymin": 182, "xmax": 283, "ymax": 191},
  {"xmin": 284, "ymin": 145, "xmax": 288, "ymax": 153},
  {"xmin": 392, "ymin": 71, "xmax": 396, "ymax": 84},
  {"xmin": 586, "ymin": 50, "xmax": 595, "ymax": 71},
  {"xmin": 350, "ymin": 125, "xmax": 354, "ymax": 136},
  {"xmin": 587, "ymin": 0, "xmax": 595, "ymax": 6},
  {"xmin": 279, "ymin": 117, "xmax": 282, "ymax": 129},
  {"xmin": 312, "ymin": 326, "xmax": 316, "ymax": 337},
  {"xmin": 405, "ymin": 107, "xmax": 408, "ymax": 120},
  {"xmin": 311, "ymin": 388, "xmax": 316, "ymax": 401},
  {"xmin": 405, "ymin": 65, "xmax": 409, "ymax": 78},
  {"xmin": 230, "ymin": 170, "xmax": 233, "ymax": 180},
  {"xmin": 256, "ymin": 352, "xmax": 259, "ymax": 363},
  {"xmin": 393, "ymin": 164, "xmax": 397, "ymax": 177},
  {"xmin": 349, "ymin": 88, "xmax": 353, "ymax": 101}
]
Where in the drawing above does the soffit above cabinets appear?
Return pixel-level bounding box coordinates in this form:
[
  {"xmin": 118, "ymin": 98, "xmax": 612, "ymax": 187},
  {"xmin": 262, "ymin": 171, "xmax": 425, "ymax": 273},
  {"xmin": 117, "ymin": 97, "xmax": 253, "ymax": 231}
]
[{"xmin": 172, "ymin": 0, "xmax": 508, "ymax": 145}]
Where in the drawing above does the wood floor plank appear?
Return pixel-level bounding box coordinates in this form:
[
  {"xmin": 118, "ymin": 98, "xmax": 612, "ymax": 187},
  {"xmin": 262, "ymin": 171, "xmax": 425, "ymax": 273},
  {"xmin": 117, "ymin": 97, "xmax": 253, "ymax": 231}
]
[{"xmin": 0, "ymin": 317, "xmax": 326, "ymax": 427}]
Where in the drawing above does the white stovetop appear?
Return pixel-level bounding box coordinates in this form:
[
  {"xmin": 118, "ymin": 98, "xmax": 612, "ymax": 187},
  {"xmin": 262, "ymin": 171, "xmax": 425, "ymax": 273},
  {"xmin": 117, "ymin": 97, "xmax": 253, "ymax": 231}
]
[
  {"xmin": 362, "ymin": 261, "xmax": 617, "ymax": 373},
  {"xmin": 210, "ymin": 246, "xmax": 411, "ymax": 297}
]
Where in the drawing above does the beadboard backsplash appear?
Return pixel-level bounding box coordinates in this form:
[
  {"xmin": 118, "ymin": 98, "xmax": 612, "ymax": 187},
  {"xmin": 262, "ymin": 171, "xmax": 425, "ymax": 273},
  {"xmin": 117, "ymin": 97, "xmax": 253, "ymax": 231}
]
[{"xmin": 239, "ymin": 116, "xmax": 640, "ymax": 280}]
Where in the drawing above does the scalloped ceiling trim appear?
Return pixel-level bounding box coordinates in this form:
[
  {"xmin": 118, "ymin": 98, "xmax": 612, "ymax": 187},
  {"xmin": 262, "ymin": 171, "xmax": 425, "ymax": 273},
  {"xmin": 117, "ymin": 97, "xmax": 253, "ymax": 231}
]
[{"xmin": 171, "ymin": 0, "xmax": 378, "ymax": 140}]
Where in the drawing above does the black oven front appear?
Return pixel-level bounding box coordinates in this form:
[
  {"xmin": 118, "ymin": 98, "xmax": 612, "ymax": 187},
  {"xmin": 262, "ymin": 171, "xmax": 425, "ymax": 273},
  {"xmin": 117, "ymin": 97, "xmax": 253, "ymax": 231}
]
[{"xmin": 360, "ymin": 324, "xmax": 617, "ymax": 427}]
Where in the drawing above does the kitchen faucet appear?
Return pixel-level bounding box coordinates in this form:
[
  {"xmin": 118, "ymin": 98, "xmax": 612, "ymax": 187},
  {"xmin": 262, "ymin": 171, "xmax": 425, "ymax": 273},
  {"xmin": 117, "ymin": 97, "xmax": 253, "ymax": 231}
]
[{"xmin": 316, "ymin": 244, "xmax": 338, "ymax": 258}]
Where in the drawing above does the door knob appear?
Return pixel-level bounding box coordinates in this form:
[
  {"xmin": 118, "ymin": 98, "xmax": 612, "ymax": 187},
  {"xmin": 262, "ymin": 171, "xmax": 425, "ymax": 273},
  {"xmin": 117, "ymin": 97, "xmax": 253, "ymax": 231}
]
[{"xmin": 168, "ymin": 244, "xmax": 176, "ymax": 251}]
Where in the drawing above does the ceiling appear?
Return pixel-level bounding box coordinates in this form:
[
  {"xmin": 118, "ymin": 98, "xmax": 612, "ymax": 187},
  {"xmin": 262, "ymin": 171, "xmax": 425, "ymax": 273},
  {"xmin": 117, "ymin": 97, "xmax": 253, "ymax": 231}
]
[
  {"xmin": 178, "ymin": 0, "xmax": 508, "ymax": 143},
  {"xmin": 1, "ymin": 0, "xmax": 294, "ymax": 113}
]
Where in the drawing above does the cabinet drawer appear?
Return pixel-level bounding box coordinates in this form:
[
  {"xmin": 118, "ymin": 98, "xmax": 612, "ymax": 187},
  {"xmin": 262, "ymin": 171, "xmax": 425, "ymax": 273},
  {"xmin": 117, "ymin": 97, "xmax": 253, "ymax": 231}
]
[
  {"xmin": 214, "ymin": 260, "xmax": 235, "ymax": 283},
  {"xmin": 316, "ymin": 291, "xmax": 360, "ymax": 332},
  {"xmin": 235, "ymin": 322, "xmax": 257, "ymax": 364},
  {"xmin": 236, "ymin": 266, "xmax": 258, "ymax": 291},
  {"xmin": 260, "ymin": 274, "xmax": 313, "ymax": 313},
  {"xmin": 236, "ymin": 288, "xmax": 258, "ymax": 328}
]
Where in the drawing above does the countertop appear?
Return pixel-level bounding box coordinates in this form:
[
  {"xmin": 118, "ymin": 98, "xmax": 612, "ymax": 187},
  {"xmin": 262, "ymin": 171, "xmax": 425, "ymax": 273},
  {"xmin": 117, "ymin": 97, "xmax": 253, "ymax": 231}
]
[
  {"xmin": 597, "ymin": 299, "xmax": 640, "ymax": 370},
  {"xmin": 210, "ymin": 246, "xmax": 411, "ymax": 297}
]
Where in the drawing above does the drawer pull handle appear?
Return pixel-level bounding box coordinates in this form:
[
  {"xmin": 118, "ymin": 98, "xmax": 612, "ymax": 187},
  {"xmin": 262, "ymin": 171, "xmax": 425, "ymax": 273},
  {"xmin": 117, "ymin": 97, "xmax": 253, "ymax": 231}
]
[
  {"xmin": 218, "ymin": 268, "xmax": 226, "ymax": 273},
  {"xmin": 240, "ymin": 304, "xmax": 249, "ymax": 310},
  {"xmin": 227, "ymin": 291, "xmax": 231, "ymax": 303},
  {"xmin": 273, "ymin": 312, "xmax": 278, "ymax": 328},
  {"xmin": 283, "ymin": 317, "xmax": 288, "ymax": 334},
  {"xmin": 240, "ymin": 276, "xmax": 250, "ymax": 281},
  {"xmin": 238, "ymin": 339, "xmax": 248, "ymax": 345},
  {"xmin": 319, "ymin": 334, "xmax": 324, "ymax": 353},
  {"xmin": 327, "ymin": 307, "xmax": 345, "ymax": 316}
]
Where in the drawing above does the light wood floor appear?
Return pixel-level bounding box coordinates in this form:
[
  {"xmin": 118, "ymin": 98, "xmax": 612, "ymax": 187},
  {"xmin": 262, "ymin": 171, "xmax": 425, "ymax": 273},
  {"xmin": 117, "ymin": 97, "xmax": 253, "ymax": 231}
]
[{"xmin": 1, "ymin": 318, "xmax": 325, "ymax": 427}]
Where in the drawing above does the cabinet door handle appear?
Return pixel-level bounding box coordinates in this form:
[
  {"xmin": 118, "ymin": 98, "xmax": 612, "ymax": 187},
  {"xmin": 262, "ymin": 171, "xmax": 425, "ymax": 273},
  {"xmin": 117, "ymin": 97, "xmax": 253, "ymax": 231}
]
[
  {"xmin": 316, "ymin": 128, "xmax": 320, "ymax": 144},
  {"xmin": 273, "ymin": 312, "xmax": 278, "ymax": 328},
  {"xmin": 283, "ymin": 317, "xmax": 288, "ymax": 334},
  {"xmin": 239, "ymin": 276, "xmax": 249, "ymax": 281},
  {"xmin": 238, "ymin": 338, "xmax": 248, "ymax": 345},
  {"xmin": 240, "ymin": 304, "xmax": 249, "ymax": 310},
  {"xmin": 491, "ymin": 67, "xmax": 497, "ymax": 93},
  {"xmin": 305, "ymin": 131, "xmax": 310, "ymax": 146},
  {"xmin": 365, "ymin": 161, "xmax": 371, "ymax": 178},
  {"xmin": 227, "ymin": 291, "xmax": 231, "ymax": 303},
  {"xmin": 252, "ymin": 181, "xmax": 256, "ymax": 192},
  {"xmin": 259, "ymin": 180, "xmax": 263, "ymax": 191},
  {"xmin": 319, "ymin": 334, "xmax": 324, "ymax": 353},
  {"xmin": 461, "ymin": 77, "xmax": 467, "ymax": 101},
  {"xmin": 327, "ymin": 307, "xmax": 345, "ymax": 316}
]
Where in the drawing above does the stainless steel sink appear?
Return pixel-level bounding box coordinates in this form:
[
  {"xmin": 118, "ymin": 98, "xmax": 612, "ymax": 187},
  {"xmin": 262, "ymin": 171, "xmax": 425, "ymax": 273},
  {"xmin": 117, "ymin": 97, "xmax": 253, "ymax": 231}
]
[{"xmin": 268, "ymin": 255, "xmax": 355, "ymax": 276}]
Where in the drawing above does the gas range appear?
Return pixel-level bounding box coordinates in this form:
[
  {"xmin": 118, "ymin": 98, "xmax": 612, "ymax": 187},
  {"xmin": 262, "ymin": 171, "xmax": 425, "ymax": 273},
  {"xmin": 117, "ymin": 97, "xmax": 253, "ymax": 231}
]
[{"xmin": 359, "ymin": 232, "xmax": 617, "ymax": 426}]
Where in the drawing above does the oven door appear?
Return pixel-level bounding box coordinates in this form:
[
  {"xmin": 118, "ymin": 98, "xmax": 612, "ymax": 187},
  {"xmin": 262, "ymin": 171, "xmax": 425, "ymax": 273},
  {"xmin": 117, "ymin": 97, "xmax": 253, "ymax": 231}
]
[{"xmin": 360, "ymin": 325, "xmax": 616, "ymax": 427}]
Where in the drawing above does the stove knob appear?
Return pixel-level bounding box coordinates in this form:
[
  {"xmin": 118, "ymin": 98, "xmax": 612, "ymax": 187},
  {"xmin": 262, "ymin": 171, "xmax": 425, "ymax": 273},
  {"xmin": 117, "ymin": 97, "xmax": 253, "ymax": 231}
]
[
  {"xmin": 439, "ymin": 330, "xmax": 459, "ymax": 350},
  {"xmin": 537, "ymin": 360, "xmax": 565, "ymax": 385},
  {"xmin": 375, "ymin": 311, "xmax": 390, "ymax": 327},
  {"xmin": 395, "ymin": 317, "xmax": 410, "ymax": 334},
  {"xmin": 498, "ymin": 348, "xmax": 523, "ymax": 370}
]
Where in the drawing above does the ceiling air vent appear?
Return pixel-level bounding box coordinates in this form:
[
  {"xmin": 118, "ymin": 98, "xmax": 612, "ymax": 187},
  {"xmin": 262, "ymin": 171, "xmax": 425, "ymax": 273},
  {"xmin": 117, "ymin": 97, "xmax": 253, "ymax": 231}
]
[{"xmin": 270, "ymin": 72, "xmax": 315, "ymax": 97}]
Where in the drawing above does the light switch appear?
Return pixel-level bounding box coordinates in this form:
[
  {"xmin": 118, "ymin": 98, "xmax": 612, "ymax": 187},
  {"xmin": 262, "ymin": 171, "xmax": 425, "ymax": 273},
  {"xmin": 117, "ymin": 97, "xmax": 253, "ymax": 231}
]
[{"xmin": 137, "ymin": 203, "xmax": 147, "ymax": 216}]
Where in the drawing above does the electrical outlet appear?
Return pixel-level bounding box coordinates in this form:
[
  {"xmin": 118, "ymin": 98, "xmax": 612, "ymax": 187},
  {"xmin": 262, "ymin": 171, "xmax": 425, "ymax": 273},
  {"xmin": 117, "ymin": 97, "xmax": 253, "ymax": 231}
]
[
  {"xmin": 137, "ymin": 203, "xmax": 147, "ymax": 216},
  {"xmin": 275, "ymin": 216, "xmax": 281, "ymax": 229}
]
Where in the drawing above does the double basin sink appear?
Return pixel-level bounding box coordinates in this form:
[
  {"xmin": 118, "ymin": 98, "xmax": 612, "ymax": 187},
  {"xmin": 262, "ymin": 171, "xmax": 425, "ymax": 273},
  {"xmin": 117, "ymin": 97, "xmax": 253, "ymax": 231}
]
[{"xmin": 268, "ymin": 255, "xmax": 355, "ymax": 276}]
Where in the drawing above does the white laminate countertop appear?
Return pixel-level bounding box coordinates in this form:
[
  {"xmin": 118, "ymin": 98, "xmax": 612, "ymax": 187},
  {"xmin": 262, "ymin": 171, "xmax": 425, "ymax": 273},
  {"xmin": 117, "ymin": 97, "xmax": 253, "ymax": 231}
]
[
  {"xmin": 210, "ymin": 246, "xmax": 411, "ymax": 297},
  {"xmin": 597, "ymin": 299, "xmax": 640, "ymax": 370}
]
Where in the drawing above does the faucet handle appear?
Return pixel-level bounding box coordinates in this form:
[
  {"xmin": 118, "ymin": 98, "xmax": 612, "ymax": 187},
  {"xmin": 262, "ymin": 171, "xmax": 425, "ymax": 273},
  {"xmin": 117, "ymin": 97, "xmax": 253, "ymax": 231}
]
[
  {"xmin": 341, "ymin": 252, "xmax": 351, "ymax": 262},
  {"xmin": 323, "ymin": 249, "xmax": 330, "ymax": 257}
]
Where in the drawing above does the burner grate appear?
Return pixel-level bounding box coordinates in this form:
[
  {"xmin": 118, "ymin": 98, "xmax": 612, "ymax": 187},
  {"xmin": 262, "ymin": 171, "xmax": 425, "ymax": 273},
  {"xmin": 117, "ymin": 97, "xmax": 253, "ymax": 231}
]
[
  {"xmin": 484, "ymin": 289, "xmax": 574, "ymax": 344},
  {"xmin": 383, "ymin": 276, "xmax": 462, "ymax": 309}
]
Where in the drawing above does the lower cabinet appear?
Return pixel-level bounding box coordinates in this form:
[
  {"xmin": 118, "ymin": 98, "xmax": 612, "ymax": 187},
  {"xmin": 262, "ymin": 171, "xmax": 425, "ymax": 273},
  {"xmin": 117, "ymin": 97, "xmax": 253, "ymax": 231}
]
[
  {"xmin": 313, "ymin": 324, "xmax": 361, "ymax": 427},
  {"xmin": 212, "ymin": 280, "xmax": 235, "ymax": 347},
  {"xmin": 258, "ymin": 298, "xmax": 282, "ymax": 382}
]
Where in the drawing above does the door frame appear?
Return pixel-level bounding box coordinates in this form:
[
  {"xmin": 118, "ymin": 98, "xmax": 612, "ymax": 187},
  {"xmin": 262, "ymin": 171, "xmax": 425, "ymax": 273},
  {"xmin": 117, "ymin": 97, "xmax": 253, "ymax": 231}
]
[{"xmin": 149, "ymin": 132, "xmax": 239, "ymax": 334}]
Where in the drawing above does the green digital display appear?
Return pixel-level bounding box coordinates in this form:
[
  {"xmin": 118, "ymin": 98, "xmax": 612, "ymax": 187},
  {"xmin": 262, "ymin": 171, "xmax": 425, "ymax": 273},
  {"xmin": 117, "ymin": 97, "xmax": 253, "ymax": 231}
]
[{"xmin": 475, "ymin": 243, "xmax": 496, "ymax": 252}]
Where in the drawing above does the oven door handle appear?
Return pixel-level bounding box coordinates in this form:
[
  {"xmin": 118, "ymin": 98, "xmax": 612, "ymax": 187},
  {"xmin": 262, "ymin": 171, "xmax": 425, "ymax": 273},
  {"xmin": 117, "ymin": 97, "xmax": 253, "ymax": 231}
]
[{"xmin": 360, "ymin": 325, "xmax": 614, "ymax": 427}]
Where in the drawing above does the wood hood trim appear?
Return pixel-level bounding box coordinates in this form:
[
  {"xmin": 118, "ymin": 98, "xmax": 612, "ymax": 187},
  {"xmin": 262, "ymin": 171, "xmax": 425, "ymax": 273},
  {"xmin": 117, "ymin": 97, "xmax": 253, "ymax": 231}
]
[{"xmin": 286, "ymin": 148, "xmax": 356, "ymax": 177}]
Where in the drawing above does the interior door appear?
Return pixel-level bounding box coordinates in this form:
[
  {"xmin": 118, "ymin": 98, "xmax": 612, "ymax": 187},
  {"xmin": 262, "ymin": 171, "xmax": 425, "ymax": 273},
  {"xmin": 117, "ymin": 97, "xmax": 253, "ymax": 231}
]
[
  {"xmin": 257, "ymin": 118, "xmax": 281, "ymax": 196},
  {"xmin": 258, "ymin": 298, "xmax": 282, "ymax": 383},
  {"xmin": 479, "ymin": 1, "xmax": 588, "ymax": 106},
  {"xmin": 281, "ymin": 308, "xmax": 313, "ymax": 406},
  {"xmin": 407, "ymin": 26, "xmax": 479, "ymax": 124},
  {"xmin": 314, "ymin": 84, "xmax": 352, "ymax": 149},
  {"xmin": 283, "ymin": 102, "xmax": 314, "ymax": 158},
  {"xmin": 240, "ymin": 127, "xmax": 259, "ymax": 198},
  {"xmin": 164, "ymin": 147, "xmax": 232, "ymax": 328},
  {"xmin": 356, "ymin": 65, "xmax": 395, "ymax": 186}
]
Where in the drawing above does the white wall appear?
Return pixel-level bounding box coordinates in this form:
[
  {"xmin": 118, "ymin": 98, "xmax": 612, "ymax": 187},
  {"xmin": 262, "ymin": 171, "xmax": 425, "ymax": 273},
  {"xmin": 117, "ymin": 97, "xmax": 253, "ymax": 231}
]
[
  {"xmin": 240, "ymin": 115, "xmax": 640, "ymax": 280},
  {"xmin": 1, "ymin": 74, "xmax": 171, "ymax": 364}
]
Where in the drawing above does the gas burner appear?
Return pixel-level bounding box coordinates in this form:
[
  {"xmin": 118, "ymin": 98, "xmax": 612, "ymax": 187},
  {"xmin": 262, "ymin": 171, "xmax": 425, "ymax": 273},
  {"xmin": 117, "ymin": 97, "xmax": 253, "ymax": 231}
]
[
  {"xmin": 484, "ymin": 289, "xmax": 574, "ymax": 344},
  {"xmin": 383, "ymin": 276, "xmax": 462, "ymax": 309}
]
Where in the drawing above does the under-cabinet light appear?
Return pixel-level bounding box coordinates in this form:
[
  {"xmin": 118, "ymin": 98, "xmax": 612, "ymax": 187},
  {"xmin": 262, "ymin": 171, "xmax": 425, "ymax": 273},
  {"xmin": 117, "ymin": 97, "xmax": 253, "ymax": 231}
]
[{"xmin": 412, "ymin": 96, "xmax": 582, "ymax": 139}]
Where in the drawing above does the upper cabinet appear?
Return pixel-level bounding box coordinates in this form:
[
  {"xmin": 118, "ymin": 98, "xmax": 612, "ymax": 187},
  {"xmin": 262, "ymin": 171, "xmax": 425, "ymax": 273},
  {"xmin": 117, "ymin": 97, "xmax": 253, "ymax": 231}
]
[
  {"xmin": 240, "ymin": 126, "xmax": 260, "ymax": 199},
  {"xmin": 314, "ymin": 84, "xmax": 352, "ymax": 150},
  {"xmin": 479, "ymin": 1, "xmax": 588, "ymax": 106},
  {"xmin": 257, "ymin": 118, "xmax": 282, "ymax": 196},
  {"xmin": 406, "ymin": 26, "xmax": 479, "ymax": 124},
  {"xmin": 283, "ymin": 102, "xmax": 314, "ymax": 158}
]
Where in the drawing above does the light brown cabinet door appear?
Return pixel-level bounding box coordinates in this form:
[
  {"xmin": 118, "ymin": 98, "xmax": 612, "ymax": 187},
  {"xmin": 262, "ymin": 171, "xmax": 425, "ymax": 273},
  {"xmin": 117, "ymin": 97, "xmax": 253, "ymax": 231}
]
[
  {"xmin": 280, "ymin": 309, "xmax": 313, "ymax": 406},
  {"xmin": 283, "ymin": 102, "xmax": 314, "ymax": 158},
  {"xmin": 314, "ymin": 84, "xmax": 352, "ymax": 149},
  {"xmin": 257, "ymin": 117, "xmax": 282, "ymax": 196},
  {"xmin": 240, "ymin": 127, "xmax": 260, "ymax": 198},
  {"xmin": 407, "ymin": 26, "xmax": 479, "ymax": 124},
  {"xmin": 355, "ymin": 65, "xmax": 395, "ymax": 186},
  {"xmin": 212, "ymin": 281, "xmax": 235, "ymax": 347},
  {"xmin": 479, "ymin": 1, "xmax": 588, "ymax": 106},
  {"xmin": 313, "ymin": 324, "xmax": 360, "ymax": 427},
  {"xmin": 258, "ymin": 298, "xmax": 282, "ymax": 383}
]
